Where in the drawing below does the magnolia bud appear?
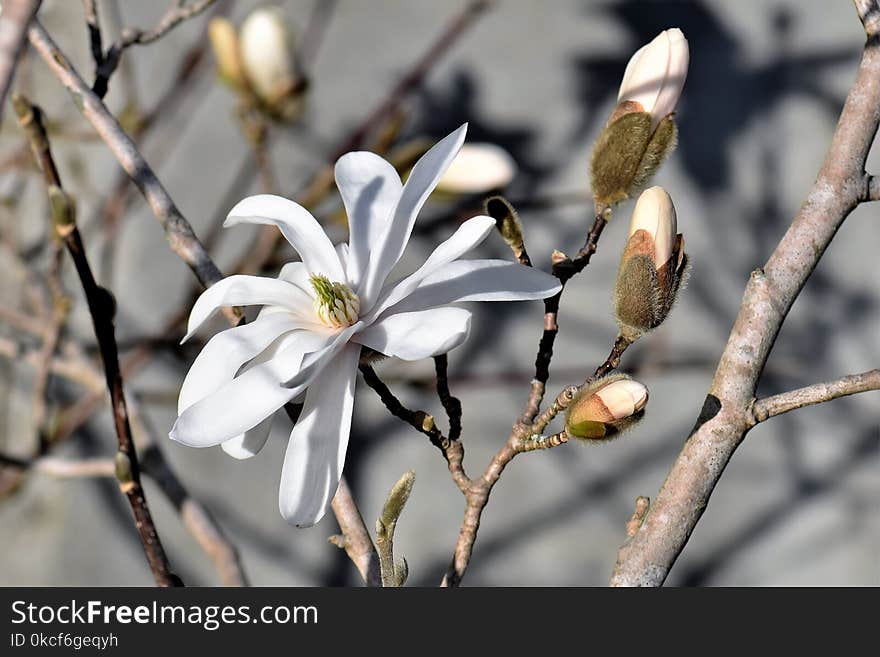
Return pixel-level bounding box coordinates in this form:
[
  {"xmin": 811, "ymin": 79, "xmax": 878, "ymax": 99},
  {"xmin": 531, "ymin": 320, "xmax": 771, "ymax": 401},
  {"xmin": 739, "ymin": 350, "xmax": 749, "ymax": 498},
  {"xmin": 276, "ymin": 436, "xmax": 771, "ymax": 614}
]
[
  {"xmin": 239, "ymin": 7, "xmax": 300, "ymax": 109},
  {"xmin": 565, "ymin": 374, "xmax": 648, "ymax": 441},
  {"xmin": 435, "ymin": 143, "xmax": 517, "ymax": 194},
  {"xmin": 208, "ymin": 17, "xmax": 247, "ymax": 89},
  {"xmin": 589, "ymin": 29, "xmax": 687, "ymax": 207},
  {"xmin": 484, "ymin": 195, "xmax": 528, "ymax": 264},
  {"xmin": 618, "ymin": 28, "xmax": 689, "ymax": 128},
  {"xmin": 614, "ymin": 187, "xmax": 688, "ymax": 340}
]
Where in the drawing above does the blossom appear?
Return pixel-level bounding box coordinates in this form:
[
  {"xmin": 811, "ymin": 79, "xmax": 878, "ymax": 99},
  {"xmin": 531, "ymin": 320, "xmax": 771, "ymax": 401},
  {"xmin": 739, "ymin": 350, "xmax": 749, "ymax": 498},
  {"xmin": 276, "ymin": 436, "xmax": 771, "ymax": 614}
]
[
  {"xmin": 617, "ymin": 28, "xmax": 689, "ymax": 128},
  {"xmin": 565, "ymin": 374, "xmax": 648, "ymax": 440},
  {"xmin": 169, "ymin": 125, "xmax": 561, "ymax": 527}
]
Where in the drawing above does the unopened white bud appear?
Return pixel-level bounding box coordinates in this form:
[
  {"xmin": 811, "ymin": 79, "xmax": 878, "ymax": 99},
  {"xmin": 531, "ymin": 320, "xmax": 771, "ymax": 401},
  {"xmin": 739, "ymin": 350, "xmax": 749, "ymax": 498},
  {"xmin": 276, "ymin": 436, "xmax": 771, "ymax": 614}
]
[
  {"xmin": 239, "ymin": 7, "xmax": 298, "ymax": 106},
  {"xmin": 435, "ymin": 143, "xmax": 517, "ymax": 194},
  {"xmin": 628, "ymin": 186, "xmax": 677, "ymax": 268},
  {"xmin": 618, "ymin": 28, "xmax": 689, "ymax": 128}
]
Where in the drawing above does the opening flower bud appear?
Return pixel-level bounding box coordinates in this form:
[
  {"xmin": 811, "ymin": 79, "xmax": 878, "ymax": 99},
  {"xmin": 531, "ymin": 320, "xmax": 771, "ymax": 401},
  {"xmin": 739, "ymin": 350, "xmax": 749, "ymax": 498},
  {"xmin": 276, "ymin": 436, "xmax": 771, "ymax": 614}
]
[
  {"xmin": 239, "ymin": 7, "xmax": 300, "ymax": 110},
  {"xmin": 565, "ymin": 374, "xmax": 648, "ymax": 441},
  {"xmin": 618, "ymin": 28, "xmax": 689, "ymax": 128},
  {"xmin": 614, "ymin": 187, "xmax": 688, "ymax": 340},
  {"xmin": 589, "ymin": 29, "xmax": 687, "ymax": 207},
  {"xmin": 435, "ymin": 143, "xmax": 517, "ymax": 194},
  {"xmin": 628, "ymin": 186, "xmax": 676, "ymax": 268}
]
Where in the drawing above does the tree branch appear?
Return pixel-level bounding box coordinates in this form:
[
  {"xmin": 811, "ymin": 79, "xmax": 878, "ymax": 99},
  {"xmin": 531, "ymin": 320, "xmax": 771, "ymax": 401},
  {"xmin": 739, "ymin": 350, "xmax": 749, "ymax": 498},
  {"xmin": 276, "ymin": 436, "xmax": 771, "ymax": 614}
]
[
  {"xmin": 27, "ymin": 21, "xmax": 238, "ymax": 323},
  {"xmin": 329, "ymin": 476, "xmax": 381, "ymax": 586},
  {"xmin": 13, "ymin": 95, "xmax": 180, "ymax": 587},
  {"xmin": 610, "ymin": 7, "xmax": 880, "ymax": 586},
  {"xmin": 0, "ymin": 0, "xmax": 41, "ymax": 121},
  {"xmin": 750, "ymin": 369, "xmax": 880, "ymax": 424},
  {"xmin": 88, "ymin": 0, "xmax": 218, "ymax": 98}
]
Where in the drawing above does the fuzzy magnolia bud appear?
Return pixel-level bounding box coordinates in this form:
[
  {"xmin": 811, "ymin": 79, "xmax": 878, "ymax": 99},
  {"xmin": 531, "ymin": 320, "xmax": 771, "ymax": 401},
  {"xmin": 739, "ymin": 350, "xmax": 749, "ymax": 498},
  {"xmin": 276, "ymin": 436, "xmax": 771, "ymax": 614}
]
[
  {"xmin": 436, "ymin": 143, "xmax": 517, "ymax": 194},
  {"xmin": 614, "ymin": 186, "xmax": 688, "ymax": 340},
  {"xmin": 239, "ymin": 7, "xmax": 299, "ymax": 109},
  {"xmin": 484, "ymin": 195, "xmax": 527, "ymax": 261},
  {"xmin": 565, "ymin": 374, "xmax": 648, "ymax": 441},
  {"xmin": 208, "ymin": 17, "xmax": 247, "ymax": 89},
  {"xmin": 589, "ymin": 29, "xmax": 688, "ymax": 207},
  {"xmin": 618, "ymin": 28, "xmax": 689, "ymax": 129}
]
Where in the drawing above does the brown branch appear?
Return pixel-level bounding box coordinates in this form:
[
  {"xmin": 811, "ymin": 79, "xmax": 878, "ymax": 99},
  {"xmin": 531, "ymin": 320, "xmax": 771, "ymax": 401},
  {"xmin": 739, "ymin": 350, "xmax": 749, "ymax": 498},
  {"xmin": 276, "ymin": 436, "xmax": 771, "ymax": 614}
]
[
  {"xmin": 27, "ymin": 21, "xmax": 238, "ymax": 323},
  {"xmin": 750, "ymin": 369, "xmax": 880, "ymax": 424},
  {"xmin": 434, "ymin": 354, "xmax": 462, "ymax": 441},
  {"xmin": 128, "ymin": 397, "xmax": 248, "ymax": 587},
  {"xmin": 329, "ymin": 476, "xmax": 381, "ymax": 586},
  {"xmin": 521, "ymin": 210, "xmax": 610, "ymax": 426},
  {"xmin": 0, "ymin": 0, "xmax": 41, "ymax": 121},
  {"xmin": 88, "ymin": 0, "xmax": 218, "ymax": 98},
  {"xmin": 359, "ymin": 363, "xmax": 447, "ymax": 450},
  {"xmin": 13, "ymin": 95, "xmax": 180, "ymax": 587},
  {"xmin": 610, "ymin": 3, "xmax": 880, "ymax": 586}
]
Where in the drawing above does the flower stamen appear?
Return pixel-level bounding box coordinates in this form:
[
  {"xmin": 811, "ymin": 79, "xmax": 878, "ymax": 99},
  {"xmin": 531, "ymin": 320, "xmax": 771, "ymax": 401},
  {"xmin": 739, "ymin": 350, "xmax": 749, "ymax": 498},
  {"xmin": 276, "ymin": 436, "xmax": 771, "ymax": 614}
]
[{"xmin": 310, "ymin": 274, "xmax": 360, "ymax": 328}]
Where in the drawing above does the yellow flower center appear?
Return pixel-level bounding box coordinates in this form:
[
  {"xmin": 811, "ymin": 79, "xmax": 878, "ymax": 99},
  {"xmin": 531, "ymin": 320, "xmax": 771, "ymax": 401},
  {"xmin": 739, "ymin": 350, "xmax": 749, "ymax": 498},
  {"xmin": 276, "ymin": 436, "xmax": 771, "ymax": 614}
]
[{"xmin": 310, "ymin": 274, "xmax": 360, "ymax": 329}]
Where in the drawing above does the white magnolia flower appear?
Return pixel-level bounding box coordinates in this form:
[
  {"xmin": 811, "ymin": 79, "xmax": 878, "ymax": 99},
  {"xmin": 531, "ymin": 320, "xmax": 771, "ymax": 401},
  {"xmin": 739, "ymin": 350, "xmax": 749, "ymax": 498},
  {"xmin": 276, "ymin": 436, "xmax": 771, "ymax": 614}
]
[
  {"xmin": 617, "ymin": 28, "xmax": 689, "ymax": 128},
  {"xmin": 169, "ymin": 125, "xmax": 561, "ymax": 527}
]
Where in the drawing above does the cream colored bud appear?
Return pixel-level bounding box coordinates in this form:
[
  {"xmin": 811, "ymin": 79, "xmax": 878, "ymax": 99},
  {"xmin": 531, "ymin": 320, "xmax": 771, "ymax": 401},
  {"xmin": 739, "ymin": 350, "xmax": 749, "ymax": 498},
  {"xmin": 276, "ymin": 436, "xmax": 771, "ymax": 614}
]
[
  {"xmin": 208, "ymin": 17, "xmax": 246, "ymax": 88},
  {"xmin": 629, "ymin": 186, "xmax": 677, "ymax": 268},
  {"xmin": 594, "ymin": 378, "xmax": 649, "ymax": 419},
  {"xmin": 618, "ymin": 28, "xmax": 689, "ymax": 128},
  {"xmin": 239, "ymin": 7, "xmax": 298, "ymax": 106},
  {"xmin": 565, "ymin": 373, "xmax": 649, "ymax": 441},
  {"xmin": 435, "ymin": 143, "xmax": 517, "ymax": 194}
]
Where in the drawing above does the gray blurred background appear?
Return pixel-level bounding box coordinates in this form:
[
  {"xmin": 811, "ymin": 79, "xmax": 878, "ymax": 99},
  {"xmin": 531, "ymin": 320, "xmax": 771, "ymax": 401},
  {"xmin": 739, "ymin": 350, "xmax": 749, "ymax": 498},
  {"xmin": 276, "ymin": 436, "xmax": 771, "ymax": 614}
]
[{"xmin": 0, "ymin": 0, "xmax": 877, "ymax": 586}]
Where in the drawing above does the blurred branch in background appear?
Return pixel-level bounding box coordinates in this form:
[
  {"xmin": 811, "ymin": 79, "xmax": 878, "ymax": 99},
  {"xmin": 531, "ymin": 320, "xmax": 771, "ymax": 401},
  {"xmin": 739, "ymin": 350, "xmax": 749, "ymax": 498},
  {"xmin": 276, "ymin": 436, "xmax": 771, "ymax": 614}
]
[
  {"xmin": 12, "ymin": 93, "xmax": 180, "ymax": 586},
  {"xmin": 0, "ymin": 0, "xmax": 41, "ymax": 121}
]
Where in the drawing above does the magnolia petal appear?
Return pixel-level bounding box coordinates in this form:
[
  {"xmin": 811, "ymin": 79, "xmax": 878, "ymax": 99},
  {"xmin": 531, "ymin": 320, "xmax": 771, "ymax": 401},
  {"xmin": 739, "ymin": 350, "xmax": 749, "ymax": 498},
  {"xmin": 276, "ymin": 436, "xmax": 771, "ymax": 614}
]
[
  {"xmin": 354, "ymin": 306, "xmax": 471, "ymax": 361},
  {"xmin": 183, "ymin": 275, "xmax": 313, "ymax": 342},
  {"xmin": 617, "ymin": 35, "xmax": 664, "ymax": 116},
  {"xmin": 178, "ymin": 313, "xmax": 307, "ymax": 414},
  {"xmin": 221, "ymin": 414, "xmax": 274, "ymax": 460},
  {"xmin": 277, "ymin": 261, "xmax": 312, "ymax": 290},
  {"xmin": 380, "ymin": 259, "xmax": 562, "ymax": 316},
  {"xmin": 335, "ymin": 151, "xmax": 403, "ymax": 290},
  {"xmin": 170, "ymin": 331, "xmax": 330, "ymax": 448},
  {"xmin": 282, "ymin": 321, "xmax": 364, "ymax": 389},
  {"xmin": 278, "ymin": 343, "xmax": 360, "ymax": 526},
  {"xmin": 652, "ymin": 29, "xmax": 689, "ymax": 126},
  {"xmin": 363, "ymin": 215, "xmax": 496, "ymax": 322},
  {"xmin": 226, "ymin": 195, "xmax": 345, "ymax": 281},
  {"xmin": 359, "ymin": 125, "xmax": 468, "ymax": 309}
]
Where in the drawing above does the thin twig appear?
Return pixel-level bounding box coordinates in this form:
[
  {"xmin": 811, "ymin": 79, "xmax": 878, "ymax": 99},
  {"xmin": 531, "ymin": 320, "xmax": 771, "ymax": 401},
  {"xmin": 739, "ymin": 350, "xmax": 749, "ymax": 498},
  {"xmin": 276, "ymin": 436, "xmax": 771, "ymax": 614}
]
[
  {"xmin": 434, "ymin": 354, "xmax": 462, "ymax": 441},
  {"xmin": 13, "ymin": 95, "xmax": 180, "ymax": 587},
  {"xmin": 0, "ymin": 0, "xmax": 41, "ymax": 121},
  {"xmin": 329, "ymin": 476, "xmax": 381, "ymax": 587},
  {"xmin": 359, "ymin": 363, "xmax": 447, "ymax": 450},
  {"xmin": 28, "ymin": 21, "xmax": 237, "ymax": 322},
  {"xmin": 89, "ymin": 0, "xmax": 218, "ymax": 98},
  {"xmin": 129, "ymin": 396, "xmax": 248, "ymax": 587},
  {"xmin": 750, "ymin": 369, "xmax": 880, "ymax": 424},
  {"xmin": 521, "ymin": 210, "xmax": 610, "ymax": 426}
]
